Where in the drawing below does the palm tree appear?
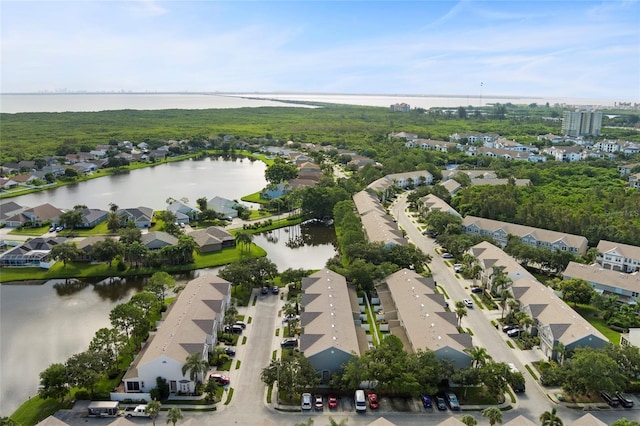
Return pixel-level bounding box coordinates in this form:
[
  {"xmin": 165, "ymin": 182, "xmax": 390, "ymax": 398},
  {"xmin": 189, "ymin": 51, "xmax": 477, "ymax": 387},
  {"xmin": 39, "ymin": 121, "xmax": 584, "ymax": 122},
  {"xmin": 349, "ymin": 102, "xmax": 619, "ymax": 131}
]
[
  {"xmin": 461, "ymin": 415, "xmax": 478, "ymax": 426},
  {"xmin": 234, "ymin": 230, "xmax": 253, "ymax": 253},
  {"xmin": 166, "ymin": 407, "xmax": 183, "ymax": 426},
  {"xmin": 465, "ymin": 346, "xmax": 490, "ymax": 369},
  {"xmin": 181, "ymin": 353, "xmax": 209, "ymax": 385},
  {"xmin": 454, "ymin": 301, "xmax": 467, "ymax": 328},
  {"xmin": 482, "ymin": 407, "xmax": 503, "ymax": 426},
  {"xmin": 540, "ymin": 408, "xmax": 563, "ymax": 426},
  {"xmin": 499, "ymin": 290, "xmax": 511, "ymax": 319},
  {"xmin": 553, "ymin": 342, "xmax": 567, "ymax": 366},
  {"xmin": 145, "ymin": 400, "xmax": 162, "ymax": 426}
]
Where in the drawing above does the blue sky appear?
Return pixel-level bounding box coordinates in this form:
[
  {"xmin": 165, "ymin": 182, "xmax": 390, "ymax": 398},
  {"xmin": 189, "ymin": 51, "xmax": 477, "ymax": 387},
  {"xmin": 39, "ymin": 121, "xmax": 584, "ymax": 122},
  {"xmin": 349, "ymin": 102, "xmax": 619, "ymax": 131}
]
[{"xmin": 1, "ymin": 0, "xmax": 638, "ymax": 99}]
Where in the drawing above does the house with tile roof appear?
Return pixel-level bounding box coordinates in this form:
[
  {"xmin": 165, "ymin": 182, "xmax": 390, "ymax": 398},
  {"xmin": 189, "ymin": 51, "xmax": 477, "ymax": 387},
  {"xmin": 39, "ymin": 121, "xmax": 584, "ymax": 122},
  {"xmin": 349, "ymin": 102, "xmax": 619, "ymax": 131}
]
[
  {"xmin": 379, "ymin": 269, "xmax": 472, "ymax": 368},
  {"xmin": 596, "ymin": 240, "xmax": 640, "ymax": 273},
  {"xmin": 122, "ymin": 274, "xmax": 231, "ymax": 395},
  {"xmin": 299, "ymin": 269, "xmax": 366, "ymax": 381},
  {"xmin": 462, "ymin": 216, "xmax": 588, "ymax": 255},
  {"xmin": 563, "ymin": 262, "xmax": 640, "ymax": 304}
]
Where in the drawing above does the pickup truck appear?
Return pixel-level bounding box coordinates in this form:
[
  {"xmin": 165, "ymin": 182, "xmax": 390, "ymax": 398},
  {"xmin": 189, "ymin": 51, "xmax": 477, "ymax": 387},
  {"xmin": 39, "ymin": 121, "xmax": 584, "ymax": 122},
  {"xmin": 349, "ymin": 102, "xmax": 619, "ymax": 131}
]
[{"xmin": 121, "ymin": 405, "xmax": 151, "ymax": 418}]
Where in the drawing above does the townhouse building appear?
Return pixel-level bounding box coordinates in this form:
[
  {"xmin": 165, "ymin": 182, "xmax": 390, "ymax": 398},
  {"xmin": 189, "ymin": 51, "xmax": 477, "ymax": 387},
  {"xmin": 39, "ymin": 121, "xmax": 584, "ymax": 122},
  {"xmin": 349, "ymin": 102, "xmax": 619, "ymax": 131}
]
[
  {"xmin": 299, "ymin": 269, "xmax": 366, "ymax": 381},
  {"xmin": 462, "ymin": 216, "xmax": 589, "ymax": 255},
  {"xmin": 596, "ymin": 240, "xmax": 640, "ymax": 273},
  {"xmin": 122, "ymin": 274, "xmax": 231, "ymax": 395},
  {"xmin": 563, "ymin": 261, "xmax": 639, "ymax": 304}
]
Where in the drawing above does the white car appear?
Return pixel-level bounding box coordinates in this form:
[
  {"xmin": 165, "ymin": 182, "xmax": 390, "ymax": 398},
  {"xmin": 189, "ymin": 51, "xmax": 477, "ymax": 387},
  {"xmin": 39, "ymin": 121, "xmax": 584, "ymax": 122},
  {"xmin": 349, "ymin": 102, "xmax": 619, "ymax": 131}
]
[
  {"xmin": 463, "ymin": 299, "xmax": 473, "ymax": 308},
  {"xmin": 442, "ymin": 253, "xmax": 454, "ymax": 259},
  {"xmin": 453, "ymin": 263, "xmax": 462, "ymax": 273}
]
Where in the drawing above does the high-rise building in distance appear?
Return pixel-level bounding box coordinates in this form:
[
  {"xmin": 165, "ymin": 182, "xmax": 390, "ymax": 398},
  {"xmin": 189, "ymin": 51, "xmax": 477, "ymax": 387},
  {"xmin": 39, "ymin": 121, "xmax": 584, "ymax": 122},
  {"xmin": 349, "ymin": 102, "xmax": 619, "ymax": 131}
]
[{"xmin": 562, "ymin": 109, "xmax": 603, "ymax": 136}]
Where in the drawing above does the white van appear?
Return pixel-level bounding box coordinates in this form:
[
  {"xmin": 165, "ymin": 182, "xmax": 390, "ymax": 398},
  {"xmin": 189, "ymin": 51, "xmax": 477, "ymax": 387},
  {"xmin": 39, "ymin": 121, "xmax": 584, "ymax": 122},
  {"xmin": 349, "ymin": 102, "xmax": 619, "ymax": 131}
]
[{"xmin": 354, "ymin": 389, "xmax": 367, "ymax": 412}]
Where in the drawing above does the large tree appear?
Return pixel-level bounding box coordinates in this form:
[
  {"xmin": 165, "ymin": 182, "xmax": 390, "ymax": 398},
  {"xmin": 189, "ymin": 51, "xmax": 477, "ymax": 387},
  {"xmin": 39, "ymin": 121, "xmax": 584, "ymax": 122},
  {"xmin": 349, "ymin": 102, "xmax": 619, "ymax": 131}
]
[
  {"xmin": 558, "ymin": 278, "xmax": 596, "ymax": 306},
  {"xmin": 563, "ymin": 347, "xmax": 625, "ymax": 398},
  {"xmin": 66, "ymin": 351, "xmax": 104, "ymax": 396},
  {"xmin": 49, "ymin": 241, "xmax": 81, "ymax": 267},
  {"xmin": 109, "ymin": 303, "xmax": 147, "ymax": 341},
  {"xmin": 89, "ymin": 238, "xmax": 123, "ymax": 268},
  {"xmin": 38, "ymin": 363, "xmax": 68, "ymax": 402},
  {"xmin": 265, "ymin": 158, "xmax": 298, "ymax": 184},
  {"xmin": 145, "ymin": 271, "xmax": 176, "ymax": 305}
]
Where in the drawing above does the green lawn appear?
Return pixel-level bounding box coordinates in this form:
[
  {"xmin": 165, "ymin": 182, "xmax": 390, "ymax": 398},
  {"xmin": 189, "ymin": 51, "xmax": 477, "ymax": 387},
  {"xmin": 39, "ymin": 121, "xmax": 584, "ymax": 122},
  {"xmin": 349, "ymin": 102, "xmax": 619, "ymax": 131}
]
[
  {"xmin": 574, "ymin": 304, "xmax": 621, "ymax": 344},
  {"xmin": 0, "ymin": 244, "xmax": 267, "ymax": 283}
]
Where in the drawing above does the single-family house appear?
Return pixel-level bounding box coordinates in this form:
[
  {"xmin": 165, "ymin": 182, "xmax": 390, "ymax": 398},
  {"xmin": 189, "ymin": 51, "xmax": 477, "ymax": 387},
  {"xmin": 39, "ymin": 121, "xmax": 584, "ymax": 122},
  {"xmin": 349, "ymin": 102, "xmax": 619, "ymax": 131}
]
[
  {"xmin": 462, "ymin": 216, "xmax": 589, "ymax": 255},
  {"xmin": 3, "ymin": 203, "xmax": 63, "ymax": 228},
  {"xmin": 188, "ymin": 226, "xmax": 235, "ymax": 253},
  {"xmin": 122, "ymin": 274, "xmax": 231, "ymax": 395},
  {"xmin": 0, "ymin": 201, "xmax": 24, "ymax": 224},
  {"xmin": 0, "ymin": 178, "xmax": 19, "ymax": 190},
  {"xmin": 299, "ymin": 269, "xmax": 366, "ymax": 381},
  {"xmin": 76, "ymin": 236, "xmax": 109, "ymax": 262},
  {"xmin": 70, "ymin": 162, "xmax": 98, "ymax": 174},
  {"xmin": 379, "ymin": 269, "xmax": 472, "ymax": 368},
  {"xmin": 167, "ymin": 200, "xmax": 200, "ymax": 224},
  {"xmin": 563, "ymin": 262, "xmax": 640, "ymax": 304},
  {"xmin": 141, "ymin": 231, "xmax": 178, "ymax": 250},
  {"xmin": 78, "ymin": 208, "xmax": 109, "ymax": 228},
  {"xmin": 116, "ymin": 207, "xmax": 154, "ymax": 228},
  {"xmin": 207, "ymin": 196, "xmax": 241, "ymax": 218},
  {"xmin": 0, "ymin": 237, "xmax": 65, "ymax": 267},
  {"xmin": 596, "ymin": 240, "xmax": 640, "ymax": 273},
  {"xmin": 10, "ymin": 173, "xmax": 39, "ymax": 185}
]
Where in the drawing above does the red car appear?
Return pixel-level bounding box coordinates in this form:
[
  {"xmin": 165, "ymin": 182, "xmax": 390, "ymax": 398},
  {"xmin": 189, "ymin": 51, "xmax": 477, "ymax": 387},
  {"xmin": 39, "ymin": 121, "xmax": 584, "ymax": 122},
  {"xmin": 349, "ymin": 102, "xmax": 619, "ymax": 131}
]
[
  {"xmin": 328, "ymin": 395, "xmax": 338, "ymax": 409},
  {"xmin": 209, "ymin": 373, "xmax": 230, "ymax": 385},
  {"xmin": 367, "ymin": 393, "xmax": 379, "ymax": 409}
]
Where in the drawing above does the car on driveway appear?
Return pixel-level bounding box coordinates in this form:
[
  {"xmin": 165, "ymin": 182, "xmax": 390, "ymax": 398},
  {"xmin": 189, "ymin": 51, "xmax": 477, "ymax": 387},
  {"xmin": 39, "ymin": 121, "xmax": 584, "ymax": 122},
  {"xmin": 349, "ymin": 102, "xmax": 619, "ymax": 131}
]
[
  {"xmin": 507, "ymin": 328, "xmax": 522, "ymax": 338},
  {"xmin": 367, "ymin": 393, "xmax": 379, "ymax": 409},
  {"xmin": 435, "ymin": 396, "xmax": 447, "ymax": 411},
  {"xmin": 223, "ymin": 347, "xmax": 236, "ymax": 356},
  {"xmin": 280, "ymin": 338, "xmax": 298, "ymax": 349},
  {"xmin": 328, "ymin": 395, "xmax": 339, "ymax": 409},
  {"xmin": 420, "ymin": 394, "xmax": 432, "ymax": 409},
  {"xmin": 272, "ymin": 286, "xmax": 279, "ymax": 295},
  {"xmin": 209, "ymin": 373, "xmax": 230, "ymax": 385},
  {"xmin": 261, "ymin": 286, "xmax": 269, "ymax": 294},
  {"xmin": 502, "ymin": 324, "xmax": 518, "ymax": 333}
]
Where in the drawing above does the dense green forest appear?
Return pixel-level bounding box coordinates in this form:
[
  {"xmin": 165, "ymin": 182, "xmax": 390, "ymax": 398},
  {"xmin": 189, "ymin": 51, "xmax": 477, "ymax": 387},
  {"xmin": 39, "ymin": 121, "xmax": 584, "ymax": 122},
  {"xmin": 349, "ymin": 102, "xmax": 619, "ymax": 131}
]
[{"xmin": 0, "ymin": 103, "xmax": 576, "ymax": 163}]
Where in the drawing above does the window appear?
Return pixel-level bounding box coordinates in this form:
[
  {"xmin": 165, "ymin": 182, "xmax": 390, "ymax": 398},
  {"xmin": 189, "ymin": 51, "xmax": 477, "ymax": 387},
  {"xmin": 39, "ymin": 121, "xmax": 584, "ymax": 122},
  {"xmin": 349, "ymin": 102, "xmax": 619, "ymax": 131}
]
[{"xmin": 127, "ymin": 381, "xmax": 140, "ymax": 391}]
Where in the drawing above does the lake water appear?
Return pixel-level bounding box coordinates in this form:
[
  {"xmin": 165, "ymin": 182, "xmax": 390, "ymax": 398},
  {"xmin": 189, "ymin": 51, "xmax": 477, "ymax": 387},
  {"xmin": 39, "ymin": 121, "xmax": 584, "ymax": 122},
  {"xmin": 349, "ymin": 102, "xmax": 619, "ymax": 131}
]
[
  {"xmin": 0, "ymin": 92, "xmax": 626, "ymax": 114},
  {"xmin": 10, "ymin": 156, "xmax": 267, "ymax": 211}
]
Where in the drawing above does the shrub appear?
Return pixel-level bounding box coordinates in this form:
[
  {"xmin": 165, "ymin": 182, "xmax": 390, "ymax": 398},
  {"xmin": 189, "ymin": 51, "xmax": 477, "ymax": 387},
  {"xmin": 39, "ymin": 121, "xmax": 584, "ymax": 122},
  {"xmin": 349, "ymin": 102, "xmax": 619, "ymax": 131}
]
[{"xmin": 74, "ymin": 390, "xmax": 91, "ymax": 400}]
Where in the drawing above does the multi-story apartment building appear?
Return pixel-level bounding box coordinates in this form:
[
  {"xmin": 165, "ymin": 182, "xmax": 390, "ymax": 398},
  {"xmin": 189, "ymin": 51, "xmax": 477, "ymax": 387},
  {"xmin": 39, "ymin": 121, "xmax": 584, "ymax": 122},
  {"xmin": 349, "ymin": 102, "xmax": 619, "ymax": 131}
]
[{"xmin": 562, "ymin": 110, "xmax": 603, "ymax": 137}]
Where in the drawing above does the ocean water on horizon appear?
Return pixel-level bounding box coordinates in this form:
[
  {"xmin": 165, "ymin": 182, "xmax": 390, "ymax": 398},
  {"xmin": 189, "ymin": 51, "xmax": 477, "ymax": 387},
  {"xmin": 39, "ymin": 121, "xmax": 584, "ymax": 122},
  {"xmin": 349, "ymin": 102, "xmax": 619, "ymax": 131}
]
[{"xmin": 0, "ymin": 92, "xmax": 628, "ymax": 113}]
